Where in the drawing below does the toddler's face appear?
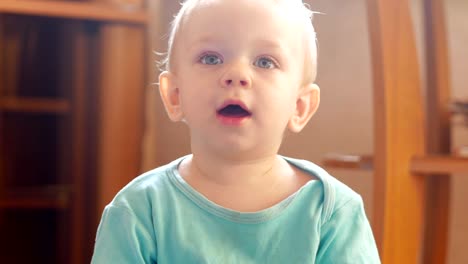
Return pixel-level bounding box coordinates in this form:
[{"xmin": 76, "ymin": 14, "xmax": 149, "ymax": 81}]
[{"xmin": 161, "ymin": 0, "xmax": 317, "ymax": 159}]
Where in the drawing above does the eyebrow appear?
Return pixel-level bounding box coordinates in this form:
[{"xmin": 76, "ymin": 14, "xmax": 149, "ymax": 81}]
[
  {"xmin": 253, "ymin": 39, "xmax": 286, "ymax": 51},
  {"xmin": 189, "ymin": 36, "xmax": 221, "ymax": 47},
  {"xmin": 190, "ymin": 36, "xmax": 286, "ymax": 50}
]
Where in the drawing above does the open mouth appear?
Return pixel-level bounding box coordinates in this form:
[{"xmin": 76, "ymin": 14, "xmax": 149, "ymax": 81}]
[{"xmin": 217, "ymin": 104, "xmax": 252, "ymax": 118}]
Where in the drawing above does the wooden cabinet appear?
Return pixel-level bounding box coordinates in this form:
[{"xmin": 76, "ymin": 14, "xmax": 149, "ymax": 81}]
[{"xmin": 0, "ymin": 1, "xmax": 148, "ymax": 263}]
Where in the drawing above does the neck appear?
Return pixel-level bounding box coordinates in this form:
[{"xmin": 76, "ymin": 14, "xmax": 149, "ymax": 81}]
[
  {"xmin": 184, "ymin": 148, "xmax": 282, "ymax": 187},
  {"xmin": 177, "ymin": 146, "xmax": 305, "ymax": 212}
]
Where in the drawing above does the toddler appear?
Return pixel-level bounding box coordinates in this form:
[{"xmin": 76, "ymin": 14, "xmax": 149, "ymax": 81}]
[{"xmin": 91, "ymin": 0, "xmax": 380, "ymax": 263}]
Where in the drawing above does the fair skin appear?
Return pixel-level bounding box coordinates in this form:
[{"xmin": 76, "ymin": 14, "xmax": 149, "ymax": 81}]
[{"xmin": 159, "ymin": 0, "xmax": 320, "ymax": 212}]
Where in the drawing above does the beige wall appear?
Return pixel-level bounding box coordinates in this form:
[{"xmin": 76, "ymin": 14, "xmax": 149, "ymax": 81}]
[
  {"xmin": 445, "ymin": 0, "xmax": 468, "ymax": 263},
  {"xmin": 281, "ymin": 0, "xmax": 376, "ymax": 240},
  {"xmin": 145, "ymin": 0, "xmax": 467, "ymax": 263},
  {"xmin": 411, "ymin": 0, "xmax": 468, "ymax": 262}
]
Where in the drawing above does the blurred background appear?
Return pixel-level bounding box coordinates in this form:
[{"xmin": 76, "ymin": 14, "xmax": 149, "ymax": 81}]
[{"xmin": 0, "ymin": 0, "xmax": 467, "ymax": 263}]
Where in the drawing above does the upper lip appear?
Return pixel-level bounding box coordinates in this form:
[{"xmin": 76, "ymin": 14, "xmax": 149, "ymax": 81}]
[{"xmin": 216, "ymin": 99, "xmax": 251, "ymax": 114}]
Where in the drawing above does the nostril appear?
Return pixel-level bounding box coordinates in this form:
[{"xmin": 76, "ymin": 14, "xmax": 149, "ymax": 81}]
[{"xmin": 222, "ymin": 78, "xmax": 249, "ymax": 87}]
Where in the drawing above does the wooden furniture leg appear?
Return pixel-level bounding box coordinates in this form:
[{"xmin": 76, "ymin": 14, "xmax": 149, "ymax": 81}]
[
  {"xmin": 422, "ymin": 0, "xmax": 451, "ymax": 263},
  {"xmin": 366, "ymin": 0, "xmax": 427, "ymax": 262}
]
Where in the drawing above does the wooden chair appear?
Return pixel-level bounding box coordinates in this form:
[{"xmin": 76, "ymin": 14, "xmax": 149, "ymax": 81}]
[{"xmin": 324, "ymin": 0, "xmax": 468, "ymax": 262}]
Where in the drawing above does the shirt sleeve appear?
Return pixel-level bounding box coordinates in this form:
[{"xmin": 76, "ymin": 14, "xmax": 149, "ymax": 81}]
[
  {"xmin": 316, "ymin": 196, "xmax": 381, "ymax": 264},
  {"xmin": 91, "ymin": 204, "xmax": 157, "ymax": 264}
]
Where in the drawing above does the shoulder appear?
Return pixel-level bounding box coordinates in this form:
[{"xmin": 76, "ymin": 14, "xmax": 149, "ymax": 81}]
[
  {"xmin": 288, "ymin": 157, "xmax": 381, "ymax": 262},
  {"xmin": 106, "ymin": 156, "xmax": 186, "ymax": 213},
  {"xmin": 283, "ymin": 156, "xmax": 365, "ymax": 223}
]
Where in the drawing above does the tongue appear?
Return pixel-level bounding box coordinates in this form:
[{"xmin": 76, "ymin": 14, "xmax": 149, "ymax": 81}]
[{"xmin": 218, "ymin": 105, "xmax": 250, "ymax": 117}]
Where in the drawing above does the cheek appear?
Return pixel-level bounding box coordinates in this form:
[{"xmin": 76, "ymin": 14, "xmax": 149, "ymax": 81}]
[
  {"xmin": 180, "ymin": 91, "xmax": 205, "ymax": 113},
  {"xmin": 178, "ymin": 86, "xmax": 213, "ymax": 121},
  {"xmin": 259, "ymin": 93, "xmax": 297, "ymax": 126},
  {"xmin": 271, "ymin": 82, "xmax": 300, "ymax": 109}
]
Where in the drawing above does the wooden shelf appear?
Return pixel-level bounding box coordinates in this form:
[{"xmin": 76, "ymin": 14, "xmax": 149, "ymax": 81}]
[
  {"xmin": 0, "ymin": 97, "xmax": 70, "ymax": 114},
  {"xmin": 0, "ymin": 1, "xmax": 148, "ymax": 261},
  {"xmin": 0, "ymin": 0, "xmax": 148, "ymax": 25},
  {"xmin": 450, "ymin": 99, "xmax": 468, "ymax": 114},
  {"xmin": 323, "ymin": 153, "xmax": 468, "ymax": 175},
  {"xmin": 411, "ymin": 155, "xmax": 468, "ymax": 174},
  {"xmin": 322, "ymin": 153, "xmax": 373, "ymax": 170},
  {"xmin": 0, "ymin": 185, "xmax": 70, "ymax": 210},
  {"xmin": 451, "ymin": 99, "xmax": 468, "ymax": 127}
]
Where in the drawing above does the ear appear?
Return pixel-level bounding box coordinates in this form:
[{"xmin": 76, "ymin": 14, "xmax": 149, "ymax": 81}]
[
  {"xmin": 288, "ymin": 83, "xmax": 320, "ymax": 133},
  {"xmin": 159, "ymin": 71, "xmax": 184, "ymax": 122}
]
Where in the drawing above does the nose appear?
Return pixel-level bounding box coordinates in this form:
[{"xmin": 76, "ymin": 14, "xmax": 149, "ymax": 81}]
[{"xmin": 220, "ymin": 62, "xmax": 251, "ymax": 88}]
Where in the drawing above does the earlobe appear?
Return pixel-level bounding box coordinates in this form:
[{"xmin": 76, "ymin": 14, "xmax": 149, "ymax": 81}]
[
  {"xmin": 288, "ymin": 83, "xmax": 320, "ymax": 133},
  {"xmin": 159, "ymin": 71, "xmax": 184, "ymax": 122}
]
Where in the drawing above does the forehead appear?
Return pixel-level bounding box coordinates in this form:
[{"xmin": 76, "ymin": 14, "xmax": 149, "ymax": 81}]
[{"xmin": 179, "ymin": 0, "xmax": 305, "ymax": 47}]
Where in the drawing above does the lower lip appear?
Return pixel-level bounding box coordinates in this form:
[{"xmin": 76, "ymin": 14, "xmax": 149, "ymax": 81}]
[{"xmin": 216, "ymin": 114, "xmax": 251, "ymax": 126}]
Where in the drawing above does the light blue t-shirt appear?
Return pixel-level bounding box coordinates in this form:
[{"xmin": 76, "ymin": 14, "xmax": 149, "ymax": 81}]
[{"xmin": 91, "ymin": 156, "xmax": 380, "ymax": 263}]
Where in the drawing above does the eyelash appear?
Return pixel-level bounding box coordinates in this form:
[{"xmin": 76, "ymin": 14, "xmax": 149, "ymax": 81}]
[
  {"xmin": 197, "ymin": 52, "xmax": 223, "ymax": 65},
  {"xmin": 196, "ymin": 52, "xmax": 280, "ymax": 69},
  {"xmin": 254, "ymin": 56, "xmax": 280, "ymax": 69}
]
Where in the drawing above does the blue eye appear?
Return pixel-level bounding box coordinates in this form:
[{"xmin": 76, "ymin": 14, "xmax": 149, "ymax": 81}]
[
  {"xmin": 254, "ymin": 57, "xmax": 277, "ymax": 69},
  {"xmin": 199, "ymin": 54, "xmax": 223, "ymax": 65}
]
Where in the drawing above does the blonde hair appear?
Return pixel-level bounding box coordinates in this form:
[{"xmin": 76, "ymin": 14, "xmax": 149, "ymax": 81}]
[{"xmin": 160, "ymin": 0, "xmax": 318, "ymax": 84}]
